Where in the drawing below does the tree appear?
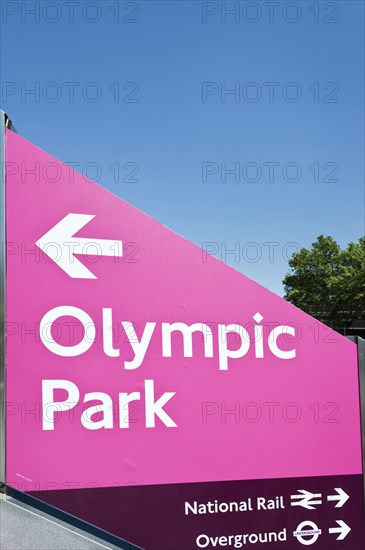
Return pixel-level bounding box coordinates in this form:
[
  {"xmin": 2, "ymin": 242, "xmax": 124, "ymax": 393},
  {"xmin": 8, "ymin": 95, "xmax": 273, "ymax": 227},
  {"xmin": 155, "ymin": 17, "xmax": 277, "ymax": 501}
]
[{"xmin": 283, "ymin": 235, "xmax": 365, "ymax": 331}]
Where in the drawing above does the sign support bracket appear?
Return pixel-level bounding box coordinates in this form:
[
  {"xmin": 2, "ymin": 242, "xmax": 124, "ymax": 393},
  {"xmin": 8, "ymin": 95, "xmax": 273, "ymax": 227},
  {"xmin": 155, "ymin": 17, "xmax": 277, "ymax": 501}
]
[
  {"xmin": 0, "ymin": 110, "xmax": 16, "ymax": 488},
  {"xmin": 348, "ymin": 335, "xmax": 365, "ymax": 502}
]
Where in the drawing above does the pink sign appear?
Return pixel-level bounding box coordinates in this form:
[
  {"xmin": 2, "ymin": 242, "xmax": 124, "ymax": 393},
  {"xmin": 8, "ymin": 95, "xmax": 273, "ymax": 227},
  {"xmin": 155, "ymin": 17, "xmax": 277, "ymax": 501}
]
[{"xmin": 4, "ymin": 129, "xmax": 364, "ymax": 549}]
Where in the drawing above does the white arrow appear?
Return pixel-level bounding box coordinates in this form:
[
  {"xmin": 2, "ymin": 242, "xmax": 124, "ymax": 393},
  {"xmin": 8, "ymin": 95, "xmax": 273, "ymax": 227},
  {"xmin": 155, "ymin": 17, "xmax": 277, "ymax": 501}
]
[
  {"xmin": 35, "ymin": 213, "xmax": 123, "ymax": 279},
  {"xmin": 329, "ymin": 520, "xmax": 351, "ymax": 540},
  {"xmin": 327, "ymin": 488, "xmax": 350, "ymax": 508},
  {"xmin": 290, "ymin": 490, "xmax": 322, "ymax": 510}
]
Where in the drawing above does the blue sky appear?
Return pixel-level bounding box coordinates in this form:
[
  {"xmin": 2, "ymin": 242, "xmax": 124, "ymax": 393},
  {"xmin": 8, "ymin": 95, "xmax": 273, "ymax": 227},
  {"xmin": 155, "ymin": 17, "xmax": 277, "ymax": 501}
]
[{"xmin": 1, "ymin": 0, "xmax": 364, "ymax": 295}]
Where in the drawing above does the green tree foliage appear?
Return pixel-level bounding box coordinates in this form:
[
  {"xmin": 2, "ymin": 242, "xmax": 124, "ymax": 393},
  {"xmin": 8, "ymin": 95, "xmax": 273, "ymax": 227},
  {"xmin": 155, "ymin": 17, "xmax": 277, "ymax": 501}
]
[{"xmin": 283, "ymin": 236, "xmax": 365, "ymax": 330}]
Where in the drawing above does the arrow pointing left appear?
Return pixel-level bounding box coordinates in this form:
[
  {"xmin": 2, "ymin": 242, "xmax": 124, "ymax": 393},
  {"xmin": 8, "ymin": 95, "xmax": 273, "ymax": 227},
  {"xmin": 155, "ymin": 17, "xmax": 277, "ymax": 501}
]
[
  {"xmin": 35, "ymin": 213, "xmax": 123, "ymax": 279},
  {"xmin": 329, "ymin": 520, "xmax": 351, "ymax": 541}
]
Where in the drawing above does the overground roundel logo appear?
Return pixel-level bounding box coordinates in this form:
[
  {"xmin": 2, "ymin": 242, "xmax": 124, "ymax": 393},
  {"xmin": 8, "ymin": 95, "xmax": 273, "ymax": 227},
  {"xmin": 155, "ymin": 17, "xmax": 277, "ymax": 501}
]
[{"xmin": 293, "ymin": 520, "xmax": 322, "ymax": 546}]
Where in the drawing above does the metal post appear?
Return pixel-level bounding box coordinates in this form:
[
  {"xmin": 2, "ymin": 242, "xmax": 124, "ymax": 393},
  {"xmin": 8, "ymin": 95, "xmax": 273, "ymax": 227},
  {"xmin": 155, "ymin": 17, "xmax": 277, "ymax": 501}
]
[
  {"xmin": 347, "ymin": 335, "xmax": 365, "ymax": 501},
  {"xmin": 0, "ymin": 110, "xmax": 15, "ymax": 487}
]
